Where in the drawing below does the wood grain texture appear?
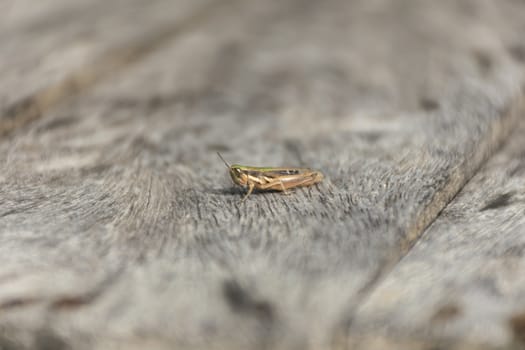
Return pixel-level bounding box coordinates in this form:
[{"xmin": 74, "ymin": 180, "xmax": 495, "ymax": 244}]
[
  {"xmin": 349, "ymin": 118, "xmax": 525, "ymax": 350},
  {"xmin": 1, "ymin": 0, "xmax": 525, "ymax": 349},
  {"xmin": 0, "ymin": 0, "xmax": 216, "ymax": 136}
]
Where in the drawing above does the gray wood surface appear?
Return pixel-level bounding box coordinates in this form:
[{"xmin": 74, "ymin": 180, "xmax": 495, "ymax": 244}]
[
  {"xmin": 349, "ymin": 119, "xmax": 525, "ymax": 350},
  {"xmin": 0, "ymin": 0, "xmax": 214, "ymax": 136},
  {"xmin": 1, "ymin": 0, "xmax": 525, "ymax": 349}
]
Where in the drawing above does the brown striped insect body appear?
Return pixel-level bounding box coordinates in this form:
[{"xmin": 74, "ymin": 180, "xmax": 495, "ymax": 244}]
[{"xmin": 217, "ymin": 153, "xmax": 323, "ymax": 201}]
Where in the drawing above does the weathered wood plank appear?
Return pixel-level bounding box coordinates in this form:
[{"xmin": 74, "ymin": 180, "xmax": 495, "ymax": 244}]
[
  {"xmin": 1, "ymin": 0, "xmax": 90, "ymax": 32},
  {"xmin": 0, "ymin": 0, "xmax": 524, "ymax": 349},
  {"xmin": 0, "ymin": 0, "xmax": 218, "ymax": 136},
  {"xmin": 348, "ymin": 118, "xmax": 525, "ymax": 350}
]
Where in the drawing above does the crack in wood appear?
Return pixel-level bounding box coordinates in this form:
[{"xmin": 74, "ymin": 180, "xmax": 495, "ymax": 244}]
[{"xmin": 338, "ymin": 93, "xmax": 525, "ymax": 347}]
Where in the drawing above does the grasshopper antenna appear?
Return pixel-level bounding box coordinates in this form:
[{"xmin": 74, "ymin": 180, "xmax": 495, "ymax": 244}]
[{"xmin": 217, "ymin": 152, "xmax": 231, "ymax": 168}]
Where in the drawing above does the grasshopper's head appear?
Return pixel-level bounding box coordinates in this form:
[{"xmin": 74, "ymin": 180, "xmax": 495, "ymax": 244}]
[
  {"xmin": 217, "ymin": 152, "xmax": 248, "ymax": 187},
  {"xmin": 229, "ymin": 165, "xmax": 248, "ymax": 187}
]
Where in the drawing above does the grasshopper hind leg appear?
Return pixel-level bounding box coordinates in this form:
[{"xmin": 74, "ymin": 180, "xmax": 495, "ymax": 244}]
[
  {"xmin": 259, "ymin": 179, "xmax": 292, "ymax": 195},
  {"xmin": 279, "ymin": 180, "xmax": 292, "ymax": 195}
]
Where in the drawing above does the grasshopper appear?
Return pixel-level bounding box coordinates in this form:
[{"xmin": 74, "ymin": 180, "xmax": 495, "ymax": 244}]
[{"xmin": 217, "ymin": 153, "xmax": 324, "ymax": 201}]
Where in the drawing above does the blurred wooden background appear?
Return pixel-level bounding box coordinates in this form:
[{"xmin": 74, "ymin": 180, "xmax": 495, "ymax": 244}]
[{"xmin": 1, "ymin": 0, "xmax": 525, "ymax": 349}]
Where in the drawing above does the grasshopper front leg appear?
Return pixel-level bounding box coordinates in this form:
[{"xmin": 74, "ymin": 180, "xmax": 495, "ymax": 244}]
[{"xmin": 240, "ymin": 182, "xmax": 255, "ymax": 202}]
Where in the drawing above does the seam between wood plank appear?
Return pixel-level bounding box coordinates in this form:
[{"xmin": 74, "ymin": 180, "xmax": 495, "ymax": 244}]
[
  {"xmin": 0, "ymin": 0, "xmax": 237, "ymax": 138},
  {"xmin": 335, "ymin": 92, "xmax": 525, "ymax": 349}
]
